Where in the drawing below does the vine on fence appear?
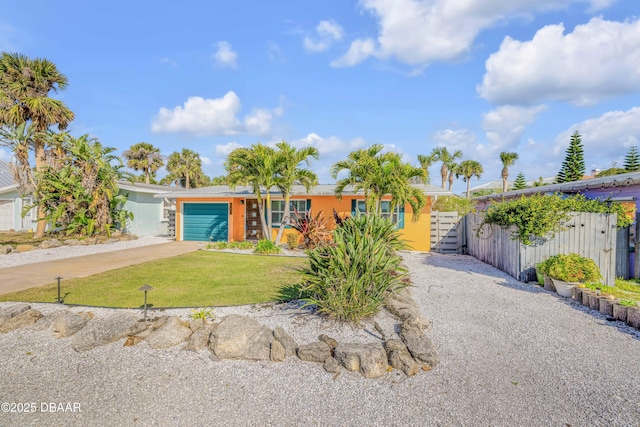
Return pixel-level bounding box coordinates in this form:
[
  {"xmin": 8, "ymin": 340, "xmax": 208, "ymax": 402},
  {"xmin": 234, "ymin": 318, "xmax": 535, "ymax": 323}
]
[{"xmin": 478, "ymin": 193, "xmax": 633, "ymax": 245}]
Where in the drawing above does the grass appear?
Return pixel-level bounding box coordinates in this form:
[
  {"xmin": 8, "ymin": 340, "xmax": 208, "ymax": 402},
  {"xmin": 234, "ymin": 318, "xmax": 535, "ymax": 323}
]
[
  {"xmin": 0, "ymin": 251, "xmax": 308, "ymax": 308},
  {"xmin": 583, "ymin": 279, "xmax": 640, "ymax": 304}
]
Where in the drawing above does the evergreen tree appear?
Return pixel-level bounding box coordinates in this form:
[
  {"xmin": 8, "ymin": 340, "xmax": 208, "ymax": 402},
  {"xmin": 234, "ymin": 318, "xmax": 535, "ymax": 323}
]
[
  {"xmin": 623, "ymin": 146, "xmax": 640, "ymax": 172},
  {"xmin": 512, "ymin": 172, "xmax": 527, "ymax": 190},
  {"xmin": 557, "ymin": 131, "xmax": 585, "ymax": 183}
]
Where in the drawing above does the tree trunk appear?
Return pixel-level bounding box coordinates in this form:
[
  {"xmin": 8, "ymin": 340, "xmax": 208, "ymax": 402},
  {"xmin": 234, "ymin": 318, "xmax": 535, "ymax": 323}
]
[
  {"xmin": 34, "ymin": 139, "xmax": 47, "ymax": 238},
  {"xmin": 264, "ymin": 193, "xmax": 273, "ymax": 241},
  {"xmin": 440, "ymin": 167, "xmax": 447, "ymax": 189},
  {"xmin": 145, "ymin": 170, "xmax": 150, "ymax": 185},
  {"xmin": 466, "ymin": 180, "xmax": 471, "ymax": 199},
  {"xmin": 185, "ymin": 171, "xmax": 190, "ymax": 189},
  {"xmin": 275, "ymin": 195, "xmax": 290, "ymax": 245}
]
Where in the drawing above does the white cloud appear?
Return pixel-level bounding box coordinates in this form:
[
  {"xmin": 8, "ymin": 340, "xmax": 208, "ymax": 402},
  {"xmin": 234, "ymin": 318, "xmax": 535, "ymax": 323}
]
[
  {"xmin": 431, "ymin": 129, "xmax": 477, "ymax": 152},
  {"xmin": 159, "ymin": 57, "xmax": 177, "ymax": 66},
  {"xmin": 151, "ymin": 91, "xmax": 282, "ymax": 136},
  {"xmin": 333, "ymin": 0, "xmax": 615, "ymax": 70},
  {"xmin": 482, "ymin": 105, "xmax": 546, "ymax": 151},
  {"xmin": 201, "ymin": 157, "xmax": 212, "ymax": 166},
  {"xmin": 479, "ymin": 18, "xmax": 640, "ymax": 106},
  {"xmin": 292, "ymin": 133, "xmax": 365, "ymax": 156},
  {"xmin": 267, "ymin": 42, "xmax": 285, "ymax": 62},
  {"xmin": 304, "ymin": 20, "xmax": 344, "ymax": 53},
  {"xmin": 215, "ymin": 142, "xmax": 243, "ymax": 158},
  {"xmin": 212, "ymin": 41, "xmax": 238, "ymax": 68}
]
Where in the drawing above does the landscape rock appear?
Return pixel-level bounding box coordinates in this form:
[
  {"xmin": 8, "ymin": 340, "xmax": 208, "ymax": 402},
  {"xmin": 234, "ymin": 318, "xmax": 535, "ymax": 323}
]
[
  {"xmin": 399, "ymin": 324, "xmax": 439, "ymax": 368},
  {"xmin": 71, "ymin": 313, "xmax": 143, "ymax": 351},
  {"xmin": 106, "ymin": 238, "xmax": 120, "ymax": 244},
  {"xmin": 210, "ymin": 315, "xmax": 273, "ymax": 360},
  {"xmin": 1, "ymin": 245, "xmax": 12, "ymax": 254},
  {"xmin": 146, "ymin": 316, "xmax": 192, "ymax": 349},
  {"xmin": 123, "ymin": 327, "xmax": 154, "ymax": 347},
  {"xmin": 626, "ymin": 306, "xmax": 640, "ymax": 329},
  {"xmin": 386, "ymin": 288, "xmax": 431, "ymax": 330},
  {"xmin": 39, "ymin": 239, "xmax": 63, "ymax": 249},
  {"xmin": 80, "ymin": 238, "xmax": 97, "ymax": 246},
  {"xmin": 0, "ymin": 303, "xmax": 31, "ymax": 322},
  {"xmin": 323, "ymin": 357, "xmax": 341, "ymax": 374},
  {"xmin": 189, "ymin": 318, "xmax": 205, "ymax": 332},
  {"xmin": 0, "ymin": 309, "xmax": 43, "ymax": 333},
  {"xmin": 63, "ymin": 239, "xmax": 81, "ymax": 246},
  {"xmin": 15, "ymin": 244, "xmax": 36, "ymax": 253},
  {"xmin": 334, "ymin": 343, "xmax": 389, "ymax": 378},
  {"xmin": 185, "ymin": 323, "xmax": 217, "ymax": 351},
  {"xmin": 384, "ymin": 339, "xmax": 420, "ymax": 377},
  {"xmin": 318, "ymin": 334, "xmax": 338, "ymax": 349},
  {"xmin": 297, "ymin": 341, "xmax": 331, "ymax": 363},
  {"xmin": 50, "ymin": 311, "xmax": 92, "ymax": 338},
  {"xmin": 273, "ymin": 326, "xmax": 297, "ymax": 358},
  {"xmin": 270, "ymin": 339, "xmax": 286, "ymax": 362}
]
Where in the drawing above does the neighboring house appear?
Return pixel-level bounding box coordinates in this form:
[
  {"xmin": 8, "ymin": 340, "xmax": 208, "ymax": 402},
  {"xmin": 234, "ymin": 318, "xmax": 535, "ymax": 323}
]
[
  {"xmin": 156, "ymin": 184, "xmax": 451, "ymax": 251},
  {"xmin": 473, "ymin": 171, "xmax": 640, "ymax": 213},
  {"xmin": 118, "ymin": 181, "xmax": 176, "ymax": 237},
  {"xmin": 0, "ymin": 160, "xmax": 38, "ymax": 232}
]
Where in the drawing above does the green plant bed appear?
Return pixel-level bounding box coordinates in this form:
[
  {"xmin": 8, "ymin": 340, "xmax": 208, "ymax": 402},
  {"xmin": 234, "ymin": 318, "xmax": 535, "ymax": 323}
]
[
  {"xmin": 582, "ymin": 280, "xmax": 640, "ymax": 305},
  {"xmin": 0, "ymin": 252, "xmax": 307, "ymax": 308}
]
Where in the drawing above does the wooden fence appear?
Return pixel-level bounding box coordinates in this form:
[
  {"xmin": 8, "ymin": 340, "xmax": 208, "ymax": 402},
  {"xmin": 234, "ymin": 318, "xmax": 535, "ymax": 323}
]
[
  {"xmin": 430, "ymin": 211, "xmax": 464, "ymax": 254},
  {"xmin": 465, "ymin": 212, "xmax": 617, "ymax": 286}
]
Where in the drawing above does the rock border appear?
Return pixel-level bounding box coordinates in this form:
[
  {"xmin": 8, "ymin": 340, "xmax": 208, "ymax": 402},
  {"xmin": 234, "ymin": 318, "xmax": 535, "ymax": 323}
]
[{"xmin": 1, "ymin": 232, "xmax": 139, "ymax": 255}]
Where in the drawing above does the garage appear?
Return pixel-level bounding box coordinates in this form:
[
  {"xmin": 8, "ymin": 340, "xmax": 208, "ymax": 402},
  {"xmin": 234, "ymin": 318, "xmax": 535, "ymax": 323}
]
[
  {"xmin": 182, "ymin": 203, "xmax": 229, "ymax": 242},
  {"xmin": 0, "ymin": 199, "xmax": 13, "ymax": 231}
]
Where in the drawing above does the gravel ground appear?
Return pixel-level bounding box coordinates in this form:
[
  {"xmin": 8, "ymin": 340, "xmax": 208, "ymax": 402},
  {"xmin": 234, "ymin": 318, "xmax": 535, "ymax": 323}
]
[
  {"xmin": 0, "ymin": 252, "xmax": 639, "ymax": 426},
  {"xmin": 0, "ymin": 236, "xmax": 173, "ymax": 268}
]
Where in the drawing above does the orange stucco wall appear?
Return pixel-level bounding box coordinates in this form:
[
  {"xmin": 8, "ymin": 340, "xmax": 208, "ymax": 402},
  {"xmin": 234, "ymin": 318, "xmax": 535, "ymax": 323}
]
[{"xmin": 176, "ymin": 195, "xmax": 432, "ymax": 251}]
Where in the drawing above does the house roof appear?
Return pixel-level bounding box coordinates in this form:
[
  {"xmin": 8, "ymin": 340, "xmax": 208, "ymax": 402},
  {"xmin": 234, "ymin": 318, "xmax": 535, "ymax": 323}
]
[
  {"xmin": 0, "ymin": 160, "xmax": 18, "ymax": 194},
  {"xmin": 118, "ymin": 180, "xmax": 176, "ymax": 194},
  {"xmin": 473, "ymin": 171, "xmax": 640, "ymax": 202},
  {"xmin": 155, "ymin": 183, "xmax": 451, "ymax": 199}
]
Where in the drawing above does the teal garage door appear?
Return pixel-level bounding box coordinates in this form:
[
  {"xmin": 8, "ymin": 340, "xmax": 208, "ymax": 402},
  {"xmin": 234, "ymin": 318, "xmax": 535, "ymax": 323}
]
[{"xmin": 183, "ymin": 203, "xmax": 228, "ymax": 242}]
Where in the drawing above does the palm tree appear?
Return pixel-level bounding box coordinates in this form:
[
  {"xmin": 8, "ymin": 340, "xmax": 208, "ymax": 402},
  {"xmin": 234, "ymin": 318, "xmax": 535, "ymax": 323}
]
[
  {"xmin": 331, "ymin": 145, "xmax": 426, "ymax": 220},
  {"xmin": 499, "ymin": 151, "xmax": 519, "ymax": 192},
  {"xmin": 225, "ymin": 144, "xmax": 280, "ymax": 239},
  {"xmin": 0, "ymin": 122, "xmax": 34, "ymax": 193},
  {"xmin": 0, "ymin": 52, "xmax": 75, "ymax": 237},
  {"xmin": 122, "ymin": 142, "xmax": 164, "ymax": 184},
  {"xmin": 417, "ymin": 153, "xmax": 436, "ymax": 184},
  {"xmin": 273, "ymin": 141, "xmax": 319, "ymax": 244},
  {"xmin": 166, "ymin": 148, "xmax": 202, "ymax": 189},
  {"xmin": 447, "ymin": 161, "xmax": 459, "ymax": 191},
  {"xmin": 455, "ymin": 160, "xmax": 484, "ymax": 199},
  {"xmin": 431, "ymin": 147, "xmax": 463, "ymax": 189}
]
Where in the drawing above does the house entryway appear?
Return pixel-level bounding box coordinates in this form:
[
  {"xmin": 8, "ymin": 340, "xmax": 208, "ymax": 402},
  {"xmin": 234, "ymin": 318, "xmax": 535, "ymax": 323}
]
[{"xmin": 245, "ymin": 199, "xmax": 263, "ymax": 240}]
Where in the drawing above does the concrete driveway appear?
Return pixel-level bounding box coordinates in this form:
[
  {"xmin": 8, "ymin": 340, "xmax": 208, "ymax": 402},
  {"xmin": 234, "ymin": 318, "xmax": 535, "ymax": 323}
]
[{"xmin": 0, "ymin": 241, "xmax": 200, "ymax": 295}]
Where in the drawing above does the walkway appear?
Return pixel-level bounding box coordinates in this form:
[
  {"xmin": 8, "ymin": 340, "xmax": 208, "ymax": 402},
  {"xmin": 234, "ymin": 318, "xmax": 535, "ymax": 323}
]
[{"xmin": 0, "ymin": 241, "xmax": 200, "ymax": 295}]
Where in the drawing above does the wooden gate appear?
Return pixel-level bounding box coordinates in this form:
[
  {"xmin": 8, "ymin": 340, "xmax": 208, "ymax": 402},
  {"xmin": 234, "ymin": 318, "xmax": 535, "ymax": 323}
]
[{"xmin": 430, "ymin": 211, "xmax": 463, "ymax": 254}]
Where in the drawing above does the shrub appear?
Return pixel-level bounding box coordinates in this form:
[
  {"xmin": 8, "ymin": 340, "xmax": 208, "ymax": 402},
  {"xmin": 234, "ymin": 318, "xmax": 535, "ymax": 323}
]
[
  {"xmin": 255, "ymin": 238, "xmax": 281, "ymax": 255},
  {"xmin": 229, "ymin": 241, "xmax": 254, "ymax": 250},
  {"xmin": 190, "ymin": 307, "xmax": 215, "ymax": 322},
  {"xmin": 537, "ymin": 253, "xmax": 602, "ymax": 283},
  {"xmin": 480, "ymin": 194, "xmax": 633, "ymax": 245},
  {"xmin": 286, "ymin": 233, "xmax": 300, "ymax": 250},
  {"xmin": 432, "ymin": 195, "xmax": 475, "ymax": 215},
  {"xmin": 286, "ymin": 208, "xmax": 331, "ymax": 249},
  {"xmin": 301, "ymin": 214, "xmax": 408, "ymax": 323}
]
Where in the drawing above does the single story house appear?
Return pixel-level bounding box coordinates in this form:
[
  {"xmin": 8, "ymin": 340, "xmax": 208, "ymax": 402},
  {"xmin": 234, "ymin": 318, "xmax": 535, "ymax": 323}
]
[
  {"xmin": 0, "ymin": 160, "xmax": 38, "ymax": 231},
  {"xmin": 156, "ymin": 184, "xmax": 451, "ymax": 251},
  {"xmin": 473, "ymin": 171, "xmax": 640, "ymax": 213},
  {"xmin": 118, "ymin": 181, "xmax": 176, "ymax": 237}
]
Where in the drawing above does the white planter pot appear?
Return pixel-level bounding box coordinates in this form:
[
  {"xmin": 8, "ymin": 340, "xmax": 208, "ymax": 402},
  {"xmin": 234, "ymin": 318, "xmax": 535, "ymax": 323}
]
[{"xmin": 551, "ymin": 278, "xmax": 579, "ymax": 297}]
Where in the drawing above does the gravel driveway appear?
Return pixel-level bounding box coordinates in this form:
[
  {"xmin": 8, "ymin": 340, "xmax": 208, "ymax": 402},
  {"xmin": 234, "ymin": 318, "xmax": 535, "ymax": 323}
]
[{"xmin": 0, "ymin": 252, "xmax": 638, "ymax": 426}]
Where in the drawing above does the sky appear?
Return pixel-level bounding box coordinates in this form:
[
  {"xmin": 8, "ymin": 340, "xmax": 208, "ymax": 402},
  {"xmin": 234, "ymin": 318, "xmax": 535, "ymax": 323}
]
[{"xmin": 1, "ymin": 0, "xmax": 640, "ymax": 194}]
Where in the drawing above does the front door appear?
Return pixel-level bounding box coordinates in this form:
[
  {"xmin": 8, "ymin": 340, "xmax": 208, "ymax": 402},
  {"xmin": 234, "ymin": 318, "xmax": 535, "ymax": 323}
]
[{"xmin": 245, "ymin": 199, "xmax": 263, "ymax": 240}]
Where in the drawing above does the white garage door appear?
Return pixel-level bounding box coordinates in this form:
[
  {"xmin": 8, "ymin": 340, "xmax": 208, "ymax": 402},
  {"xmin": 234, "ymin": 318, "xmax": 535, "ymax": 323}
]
[{"xmin": 0, "ymin": 199, "xmax": 14, "ymax": 230}]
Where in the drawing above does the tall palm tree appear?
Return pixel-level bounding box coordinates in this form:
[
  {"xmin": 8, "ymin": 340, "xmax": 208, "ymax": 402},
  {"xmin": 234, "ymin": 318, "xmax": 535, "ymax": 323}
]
[
  {"xmin": 331, "ymin": 144, "xmax": 384, "ymax": 213},
  {"xmin": 456, "ymin": 160, "xmax": 484, "ymax": 199},
  {"xmin": 225, "ymin": 144, "xmax": 280, "ymax": 239},
  {"xmin": 499, "ymin": 151, "xmax": 519, "ymax": 192},
  {"xmin": 431, "ymin": 147, "xmax": 463, "ymax": 189},
  {"xmin": 417, "ymin": 153, "xmax": 436, "ymax": 184},
  {"xmin": 122, "ymin": 142, "xmax": 164, "ymax": 184},
  {"xmin": 273, "ymin": 141, "xmax": 319, "ymax": 244},
  {"xmin": 0, "ymin": 52, "xmax": 75, "ymax": 237},
  {"xmin": 447, "ymin": 161, "xmax": 459, "ymax": 191},
  {"xmin": 166, "ymin": 148, "xmax": 202, "ymax": 189}
]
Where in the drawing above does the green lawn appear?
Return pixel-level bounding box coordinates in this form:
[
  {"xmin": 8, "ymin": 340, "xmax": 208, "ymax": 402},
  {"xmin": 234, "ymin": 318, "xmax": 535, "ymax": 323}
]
[
  {"xmin": 584, "ymin": 279, "xmax": 640, "ymax": 305},
  {"xmin": 0, "ymin": 251, "xmax": 309, "ymax": 308}
]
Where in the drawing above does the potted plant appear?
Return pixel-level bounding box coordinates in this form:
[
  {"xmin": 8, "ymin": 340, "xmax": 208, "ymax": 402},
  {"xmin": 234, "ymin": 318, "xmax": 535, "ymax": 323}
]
[{"xmin": 537, "ymin": 253, "xmax": 602, "ymax": 297}]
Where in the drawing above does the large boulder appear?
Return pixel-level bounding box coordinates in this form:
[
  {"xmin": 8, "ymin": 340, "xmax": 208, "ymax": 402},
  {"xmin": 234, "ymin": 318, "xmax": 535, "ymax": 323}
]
[
  {"xmin": 334, "ymin": 343, "xmax": 389, "ymax": 378},
  {"xmin": 39, "ymin": 239, "xmax": 62, "ymax": 249},
  {"xmin": 1, "ymin": 245, "xmax": 12, "ymax": 254},
  {"xmin": 0, "ymin": 308, "xmax": 42, "ymax": 333},
  {"xmin": 71, "ymin": 313, "xmax": 145, "ymax": 351},
  {"xmin": 146, "ymin": 316, "xmax": 192, "ymax": 349},
  {"xmin": 386, "ymin": 288, "xmax": 431, "ymax": 330},
  {"xmin": 399, "ymin": 323, "xmax": 439, "ymax": 368},
  {"xmin": 209, "ymin": 315, "xmax": 273, "ymax": 360},
  {"xmin": 296, "ymin": 341, "xmax": 331, "ymax": 363},
  {"xmin": 273, "ymin": 326, "xmax": 297, "ymax": 358},
  {"xmin": 270, "ymin": 339, "xmax": 286, "ymax": 362},
  {"xmin": 50, "ymin": 311, "xmax": 92, "ymax": 338},
  {"xmin": 63, "ymin": 239, "xmax": 81, "ymax": 246},
  {"xmin": 0, "ymin": 303, "xmax": 31, "ymax": 322},
  {"xmin": 384, "ymin": 339, "xmax": 420, "ymax": 377}
]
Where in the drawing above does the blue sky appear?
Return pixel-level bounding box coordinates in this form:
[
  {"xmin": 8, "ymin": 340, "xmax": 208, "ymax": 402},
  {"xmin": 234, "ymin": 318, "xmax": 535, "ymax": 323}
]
[{"xmin": 2, "ymin": 0, "xmax": 640, "ymax": 193}]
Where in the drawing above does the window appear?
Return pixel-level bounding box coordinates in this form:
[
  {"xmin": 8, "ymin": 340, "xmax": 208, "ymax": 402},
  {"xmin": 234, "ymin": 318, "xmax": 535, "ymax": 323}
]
[
  {"xmin": 271, "ymin": 199, "xmax": 308, "ymax": 226},
  {"xmin": 352, "ymin": 199, "xmax": 404, "ymax": 228}
]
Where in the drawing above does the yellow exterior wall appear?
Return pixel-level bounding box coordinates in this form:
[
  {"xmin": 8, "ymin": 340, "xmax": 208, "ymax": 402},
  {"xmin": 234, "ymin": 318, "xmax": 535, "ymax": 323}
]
[{"xmin": 176, "ymin": 195, "xmax": 432, "ymax": 251}]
